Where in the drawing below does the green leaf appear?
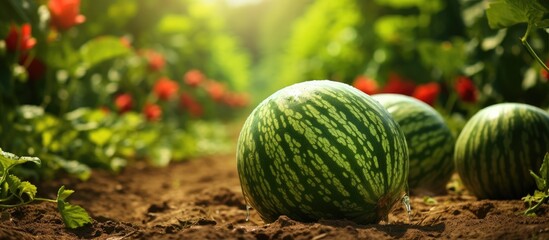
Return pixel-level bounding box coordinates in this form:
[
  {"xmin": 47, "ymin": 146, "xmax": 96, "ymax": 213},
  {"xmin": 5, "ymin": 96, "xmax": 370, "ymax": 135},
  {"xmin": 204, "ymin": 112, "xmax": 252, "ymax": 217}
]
[
  {"xmin": 5, "ymin": 175, "xmax": 37, "ymax": 201},
  {"xmin": 50, "ymin": 155, "xmax": 91, "ymax": 181},
  {"xmin": 79, "ymin": 36, "xmax": 131, "ymax": 69},
  {"xmin": 422, "ymin": 196, "xmax": 438, "ymax": 205},
  {"xmin": 486, "ymin": 0, "xmax": 547, "ymax": 29},
  {"xmin": 0, "ymin": 148, "xmax": 41, "ymax": 175},
  {"xmin": 5, "ymin": 175, "xmax": 22, "ymax": 197},
  {"xmin": 17, "ymin": 181, "xmax": 37, "ymax": 200},
  {"xmin": 157, "ymin": 15, "xmax": 191, "ymax": 33},
  {"xmin": 88, "ymin": 128, "xmax": 113, "ymax": 146},
  {"xmin": 530, "ymin": 170, "xmax": 546, "ymax": 191},
  {"xmin": 57, "ymin": 186, "xmax": 74, "ymax": 201},
  {"xmin": 56, "ymin": 186, "xmax": 92, "ymax": 229},
  {"xmin": 538, "ymin": 153, "xmax": 549, "ymax": 191}
]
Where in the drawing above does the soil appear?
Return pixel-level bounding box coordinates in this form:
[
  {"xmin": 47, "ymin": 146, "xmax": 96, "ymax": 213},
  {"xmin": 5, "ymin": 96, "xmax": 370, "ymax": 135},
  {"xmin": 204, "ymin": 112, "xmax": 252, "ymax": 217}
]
[{"xmin": 1, "ymin": 152, "xmax": 549, "ymax": 239}]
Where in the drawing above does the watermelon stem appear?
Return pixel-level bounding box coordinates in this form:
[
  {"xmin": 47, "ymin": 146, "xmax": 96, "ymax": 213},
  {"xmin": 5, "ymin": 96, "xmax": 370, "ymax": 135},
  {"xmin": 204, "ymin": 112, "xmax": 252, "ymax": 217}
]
[
  {"xmin": 245, "ymin": 205, "xmax": 251, "ymax": 222},
  {"xmin": 402, "ymin": 194, "xmax": 412, "ymax": 222}
]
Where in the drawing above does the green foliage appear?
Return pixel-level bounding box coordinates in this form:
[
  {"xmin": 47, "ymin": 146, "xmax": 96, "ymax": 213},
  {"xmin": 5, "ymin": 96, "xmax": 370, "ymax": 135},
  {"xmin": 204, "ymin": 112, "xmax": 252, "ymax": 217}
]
[
  {"xmin": 523, "ymin": 153, "xmax": 549, "ymax": 216},
  {"xmin": 0, "ymin": 149, "xmax": 92, "ymax": 229},
  {"xmin": 485, "ymin": 0, "xmax": 549, "ymax": 85},
  {"xmin": 486, "ymin": 0, "xmax": 549, "ymax": 29},
  {"xmin": 274, "ymin": 0, "xmax": 370, "ymax": 90},
  {"xmin": 79, "ymin": 36, "xmax": 131, "ymax": 69}
]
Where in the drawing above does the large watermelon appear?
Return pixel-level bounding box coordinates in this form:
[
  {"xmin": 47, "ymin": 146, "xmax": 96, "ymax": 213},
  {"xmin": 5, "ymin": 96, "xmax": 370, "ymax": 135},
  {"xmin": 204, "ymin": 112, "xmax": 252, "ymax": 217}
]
[
  {"xmin": 454, "ymin": 103, "xmax": 549, "ymax": 199},
  {"xmin": 236, "ymin": 80, "xmax": 409, "ymax": 224},
  {"xmin": 372, "ymin": 94, "xmax": 455, "ymax": 195}
]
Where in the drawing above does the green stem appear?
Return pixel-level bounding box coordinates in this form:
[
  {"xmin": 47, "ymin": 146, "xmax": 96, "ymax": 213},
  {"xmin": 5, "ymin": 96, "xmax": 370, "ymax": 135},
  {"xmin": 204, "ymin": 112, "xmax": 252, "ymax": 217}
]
[
  {"xmin": 0, "ymin": 195, "xmax": 15, "ymax": 203},
  {"xmin": 0, "ymin": 199, "xmax": 33, "ymax": 208},
  {"xmin": 520, "ymin": 23, "xmax": 549, "ymax": 73},
  {"xmin": 34, "ymin": 197, "xmax": 58, "ymax": 203},
  {"xmin": 524, "ymin": 195, "xmax": 549, "ymax": 215}
]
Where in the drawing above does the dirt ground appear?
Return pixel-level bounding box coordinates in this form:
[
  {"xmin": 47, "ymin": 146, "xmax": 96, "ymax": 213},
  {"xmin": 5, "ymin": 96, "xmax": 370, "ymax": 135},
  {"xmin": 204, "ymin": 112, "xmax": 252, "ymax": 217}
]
[{"xmin": 1, "ymin": 152, "xmax": 549, "ymax": 239}]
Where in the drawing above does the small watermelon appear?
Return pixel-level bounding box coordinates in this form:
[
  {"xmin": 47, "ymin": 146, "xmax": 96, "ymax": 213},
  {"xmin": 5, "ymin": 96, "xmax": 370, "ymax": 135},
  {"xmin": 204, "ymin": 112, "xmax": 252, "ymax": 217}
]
[
  {"xmin": 236, "ymin": 80, "xmax": 409, "ymax": 224},
  {"xmin": 454, "ymin": 103, "xmax": 549, "ymax": 199},
  {"xmin": 372, "ymin": 94, "xmax": 455, "ymax": 195}
]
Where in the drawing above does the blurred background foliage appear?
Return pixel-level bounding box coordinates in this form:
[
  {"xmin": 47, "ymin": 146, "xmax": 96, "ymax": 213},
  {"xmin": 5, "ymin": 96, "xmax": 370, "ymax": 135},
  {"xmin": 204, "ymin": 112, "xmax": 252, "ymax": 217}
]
[{"xmin": 1, "ymin": 0, "xmax": 548, "ymax": 179}]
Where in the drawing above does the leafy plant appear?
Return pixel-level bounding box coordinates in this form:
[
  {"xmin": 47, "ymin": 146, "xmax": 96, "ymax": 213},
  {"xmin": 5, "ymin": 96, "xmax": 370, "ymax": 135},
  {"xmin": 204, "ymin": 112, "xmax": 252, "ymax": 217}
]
[
  {"xmin": 486, "ymin": 0, "xmax": 549, "ymax": 72},
  {"xmin": 0, "ymin": 148, "xmax": 92, "ymax": 229},
  {"xmin": 523, "ymin": 153, "xmax": 549, "ymax": 216}
]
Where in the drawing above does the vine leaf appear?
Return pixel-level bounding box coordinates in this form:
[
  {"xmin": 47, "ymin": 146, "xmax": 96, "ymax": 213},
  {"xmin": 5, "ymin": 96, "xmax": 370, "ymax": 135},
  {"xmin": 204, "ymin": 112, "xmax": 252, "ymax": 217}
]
[
  {"xmin": 486, "ymin": 0, "xmax": 547, "ymax": 29},
  {"xmin": 56, "ymin": 186, "xmax": 93, "ymax": 229},
  {"xmin": 0, "ymin": 148, "xmax": 41, "ymax": 174}
]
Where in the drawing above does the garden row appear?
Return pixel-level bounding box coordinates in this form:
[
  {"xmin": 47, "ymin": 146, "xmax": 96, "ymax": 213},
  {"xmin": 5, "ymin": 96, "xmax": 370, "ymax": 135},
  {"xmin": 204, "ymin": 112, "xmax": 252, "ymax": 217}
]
[{"xmin": 236, "ymin": 80, "xmax": 549, "ymax": 225}]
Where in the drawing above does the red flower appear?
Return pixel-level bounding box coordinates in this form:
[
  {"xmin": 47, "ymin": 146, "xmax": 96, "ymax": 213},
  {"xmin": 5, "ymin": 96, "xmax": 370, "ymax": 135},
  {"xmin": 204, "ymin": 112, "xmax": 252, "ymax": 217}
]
[
  {"xmin": 455, "ymin": 76, "xmax": 478, "ymax": 103},
  {"xmin": 223, "ymin": 93, "xmax": 249, "ymax": 108},
  {"xmin": 381, "ymin": 73, "xmax": 416, "ymax": 96},
  {"xmin": 179, "ymin": 93, "xmax": 203, "ymax": 117},
  {"xmin": 143, "ymin": 103, "xmax": 162, "ymax": 121},
  {"xmin": 542, "ymin": 68, "xmax": 549, "ymax": 80},
  {"xmin": 153, "ymin": 77, "xmax": 179, "ymax": 100},
  {"xmin": 48, "ymin": 0, "xmax": 86, "ymax": 31},
  {"xmin": 205, "ymin": 80, "xmax": 225, "ymax": 101},
  {"xmin": 5, "ymin": 24, "xmax": 36, "ymax": 52},
  {"xmin": 352, "ymin": 75, "xmax": 378, "ymax": 95},
  {"xmin": 184, "ymin": 69, "xmax": 205, "ymax": 87},
  {"xmin": 115, "ymin": 93, "xmax": 133, "ymax": 113},
  {"xmin": 143, "ymin": 50, "xmax": 165, "ymax": 72},
  {"xmin": 19, "ymin": 54, "xmax": 46, "ymax": 82},
  {"xmin": 120, "ymin": 36, "xmax": 132, "ymax": 49},
  {"xmin": 412, "ymin": 82, "xmax": 440, "ymax": 106}
]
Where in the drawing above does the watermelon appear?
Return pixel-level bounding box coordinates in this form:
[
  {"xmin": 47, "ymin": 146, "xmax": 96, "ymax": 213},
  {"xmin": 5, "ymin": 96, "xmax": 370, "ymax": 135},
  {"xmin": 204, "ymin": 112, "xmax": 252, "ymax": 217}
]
[
  {"xmin": 454, "ymin": 103, "xmax": 549, "ymax": 199},
  {"xmin": 372, "ymin": 94, "xmax": 455, "ymax": 194},
  {"xmin": 236, "ymin": 80, "xmax": 409, "ymax": 224}
]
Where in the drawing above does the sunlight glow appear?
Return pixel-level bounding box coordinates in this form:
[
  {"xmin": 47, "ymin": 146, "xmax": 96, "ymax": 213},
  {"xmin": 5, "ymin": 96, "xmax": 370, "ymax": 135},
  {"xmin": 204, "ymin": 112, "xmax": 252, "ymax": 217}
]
[{"xmin": 225, "ymin": 0, "xmax": 262, "ymax": 7}]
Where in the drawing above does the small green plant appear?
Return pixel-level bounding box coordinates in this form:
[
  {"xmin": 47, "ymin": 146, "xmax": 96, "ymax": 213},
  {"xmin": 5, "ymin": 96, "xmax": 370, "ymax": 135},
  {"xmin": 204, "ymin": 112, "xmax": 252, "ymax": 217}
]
[
  {"xmin": 0, "ymin": 148, "xmax": 92, "ymax": 229},
  {"xmin": 523, "ymin": 153, "xmax": 549, "ymax": 216}
]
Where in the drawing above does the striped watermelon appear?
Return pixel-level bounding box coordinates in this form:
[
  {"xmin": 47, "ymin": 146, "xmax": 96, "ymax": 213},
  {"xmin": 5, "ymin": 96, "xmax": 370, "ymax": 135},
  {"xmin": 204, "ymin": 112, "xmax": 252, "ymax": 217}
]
[
  {"xmin": 236, "ymin": 80, "xmax": 409, "ymax": 224},
  {"xmin": 454, "ymin": 103, "xmax": 549, "ymax": 199},
  {"xmin": 372, "ymin": 94, "xmax": 455, "ymax": 194}
]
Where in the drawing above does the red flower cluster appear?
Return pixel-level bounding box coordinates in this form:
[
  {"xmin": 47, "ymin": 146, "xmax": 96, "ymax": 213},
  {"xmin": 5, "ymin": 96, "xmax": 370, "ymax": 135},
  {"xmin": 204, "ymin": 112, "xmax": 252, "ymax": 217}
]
[
  {"xmin": 381, "ymin": 73, "xmax": 416, "ymax": 95},
  {"xmin": 48, "ymin": 0, "xmax": 86, "ymax": 31},
  {"xmin": 143, "ymin": 50, "xmax": 165, "ymax": 72},
  {"xmin": 184, "ymin": 69, "xmax": 205, "ymax": 87},
  {"xmin": 153, "ymin": 77, "xmax": 179, "ymax": 100},
  {"xmin": 205, "ymin": 80, "xmax": 226, "ymax": 102},
  {"xmin": 115, "ymin": 93, "xmax": 133, "ymax": 113},
  {"xmin": 413, "ymin": 82, "xmax": 440, "ymax": 106},
  {"xmin": 5, "ymin": 24, "xmax": 36, "ymax": 52},
  {"xmin": 223, "ymin": 93, "xmax": 249, "ymax": 108},
  {"xmin": 455, "ymin": 76, "xmax": 478, "ymax": 103},
  {"xmin": 179, "ymin": 93, "xmax": 203, "ymax": 117},
  {"xmin": 352, "ymin": 75, "xmax": 378, "ymax": 95},
  {"xmin": 143, "ymin": 103, "xmax": 162, "ymax": 121}
]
